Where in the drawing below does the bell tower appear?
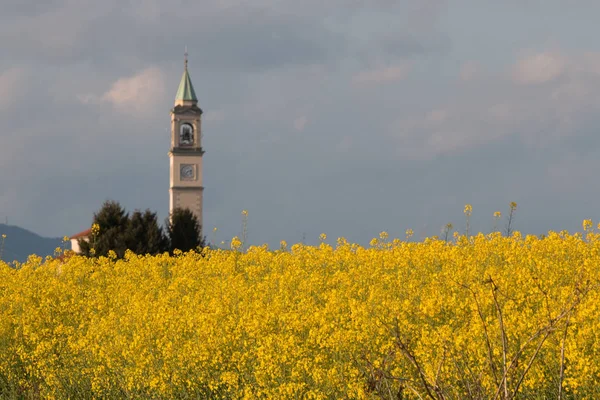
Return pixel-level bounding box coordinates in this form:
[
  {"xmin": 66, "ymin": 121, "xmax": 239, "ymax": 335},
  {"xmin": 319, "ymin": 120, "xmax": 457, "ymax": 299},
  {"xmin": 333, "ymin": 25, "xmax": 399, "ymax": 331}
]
[{"xmin": 168, "ymin": 50, "xmax": 204, "ymax": 230}]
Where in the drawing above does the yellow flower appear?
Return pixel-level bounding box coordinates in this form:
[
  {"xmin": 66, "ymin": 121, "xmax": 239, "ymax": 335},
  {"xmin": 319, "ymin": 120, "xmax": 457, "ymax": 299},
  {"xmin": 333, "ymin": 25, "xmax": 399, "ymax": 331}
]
[
  {"xmin": 319, "ymin": 233, "xmax": 327, "ymax": 242},
  {"xmin": 379, "ymin": 231, "xmax": 389, "ymax": 240},
  {"xmin": 1, "ymin": 234, "xmax": 6, "ymax": 239},
  {"xmin": 279, "ymin": 240, "xmax": 287, "ymax": 249},
  {"xmin": 464, "ymin": 204, "xmax": 473, "ymax": 216},
  {"xmin": 2, "ymin": 219, "xmax": 600, "ymax": 398},
  {"xmin": 241, "ymin": 210, "xmax": 248, "ymax": 217},
  {"xmin": 493, "ymin": 211, "xmax": 501, "ymax": 218},
  {"xmin": 583, "ymin": 219, "xmax": 593, "ymax": 231},
  {"xmin": 231, "ymin": 236, "xmax": 242, "ymax": 250},
  {"xmin": 405, "ymin": 229, "xmax": 414, "ymax": 239}
]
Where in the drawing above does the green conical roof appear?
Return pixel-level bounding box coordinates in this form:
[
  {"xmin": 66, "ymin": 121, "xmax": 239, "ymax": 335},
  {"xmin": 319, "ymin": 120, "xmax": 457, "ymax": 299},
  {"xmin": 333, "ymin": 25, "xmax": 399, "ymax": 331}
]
[{"xmin": 175, "ymin": 67, "xmax": 197, "ymax": 102}]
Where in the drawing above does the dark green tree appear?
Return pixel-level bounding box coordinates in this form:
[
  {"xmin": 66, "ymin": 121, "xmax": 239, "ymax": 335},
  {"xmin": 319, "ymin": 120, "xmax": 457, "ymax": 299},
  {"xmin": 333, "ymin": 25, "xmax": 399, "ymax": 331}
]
[
  {"xmin": 167, "ymin": 208, "xmax": 206, "ymax": 254},
  {"xmin": 79, "ymin": 200, "xmax": 129, "ymax": 258},
  {"xmin": 125, "ymin": 209, "xmax": 169, "ymax": 255}
]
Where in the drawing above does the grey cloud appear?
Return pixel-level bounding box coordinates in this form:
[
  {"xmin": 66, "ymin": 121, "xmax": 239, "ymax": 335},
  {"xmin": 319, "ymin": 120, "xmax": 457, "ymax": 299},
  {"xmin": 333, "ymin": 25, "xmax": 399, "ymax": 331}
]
[
  {"xmin": 376, "ymin": 29, "xmax": 451, "ymax": 61},
  {"xmin": 190, "ymin": 14, "xmax": 345, "ymax": 72},
  {"xmin": 383, "ymin": 51, "xmax": 600, "ymax": 161},
  {"xmin": 1, "ymin": 0, "xmax": 347, "ymax": 72},
  {"xmin": 0, "ymin": 1, "xmax": 116, "ymax": 64},
  {"xmin": 2, "ymin": 0, "xmax": 67, "ymax": 17},
  {"xmin": 1, "ymin": 0, "xmax": 448, "ymax": 73},
  {"xmin": 379, "ymin": 35, "xmax": 434, "ymax": 59},
  {"xmin": 0, "ymin": 67, "xmax": 29, "ymax": 112}
]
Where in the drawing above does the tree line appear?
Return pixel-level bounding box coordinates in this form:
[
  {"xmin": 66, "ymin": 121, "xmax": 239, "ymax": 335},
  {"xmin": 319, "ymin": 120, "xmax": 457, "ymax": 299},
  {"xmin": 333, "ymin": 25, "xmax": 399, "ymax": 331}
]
[{"xmin": 78, "ymin": 200, "xmax": 206, "ymax": 259}]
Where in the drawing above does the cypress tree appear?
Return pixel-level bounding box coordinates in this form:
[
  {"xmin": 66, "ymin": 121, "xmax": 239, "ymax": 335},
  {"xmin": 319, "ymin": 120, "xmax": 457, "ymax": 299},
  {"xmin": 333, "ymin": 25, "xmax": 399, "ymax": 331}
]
[
  {"xmin": 167, "ymin": 208, "xmax": 205, "ymax": 254},
  {"xmin": 125, "ymin": 209, "xmax": 169, "ymax": 255},
  {"xmin": 79, "ymin": 200, "xmax": 129, "ymax": 258}
]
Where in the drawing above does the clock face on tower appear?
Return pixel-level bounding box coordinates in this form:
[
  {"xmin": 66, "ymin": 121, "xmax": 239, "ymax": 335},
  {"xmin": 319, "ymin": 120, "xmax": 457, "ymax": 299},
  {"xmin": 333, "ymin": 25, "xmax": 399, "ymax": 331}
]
[
  {"xmin": 180, "ymin": 164, "xmax": 195, "ymax": 180},
  {"xmin": 179, "ymin": 123, "xmax": 194, "ymax": 146}
]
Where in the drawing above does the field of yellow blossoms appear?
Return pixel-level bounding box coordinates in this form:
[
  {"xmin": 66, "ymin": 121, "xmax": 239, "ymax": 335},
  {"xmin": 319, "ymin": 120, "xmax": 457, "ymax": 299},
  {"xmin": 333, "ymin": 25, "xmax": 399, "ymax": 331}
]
[{"xmin": 1, "ymin": 223, "xmax": 600, "ymax": 399}]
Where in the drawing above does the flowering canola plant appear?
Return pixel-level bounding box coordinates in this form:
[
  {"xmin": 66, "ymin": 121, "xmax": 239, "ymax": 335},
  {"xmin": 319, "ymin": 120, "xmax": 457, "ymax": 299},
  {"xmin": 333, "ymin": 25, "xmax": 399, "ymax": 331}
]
[{"xmin": 1, "ymin": 228, "xmax": 600, "ymax": 399}]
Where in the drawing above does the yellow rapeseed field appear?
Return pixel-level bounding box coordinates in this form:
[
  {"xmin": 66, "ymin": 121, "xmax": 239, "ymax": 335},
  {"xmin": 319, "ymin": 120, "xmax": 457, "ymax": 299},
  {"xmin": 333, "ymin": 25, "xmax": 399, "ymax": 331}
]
[{"xmin": 1, "ymin": 224, "xmax": 600, "ymax": 399}]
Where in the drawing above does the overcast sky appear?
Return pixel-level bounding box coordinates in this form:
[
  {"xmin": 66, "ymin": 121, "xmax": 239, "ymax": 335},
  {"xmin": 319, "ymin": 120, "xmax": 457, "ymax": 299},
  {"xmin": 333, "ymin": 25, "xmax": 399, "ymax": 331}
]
[{"xmin": 2, "ymin": 0, "xmax": 600, "ymax": 246}]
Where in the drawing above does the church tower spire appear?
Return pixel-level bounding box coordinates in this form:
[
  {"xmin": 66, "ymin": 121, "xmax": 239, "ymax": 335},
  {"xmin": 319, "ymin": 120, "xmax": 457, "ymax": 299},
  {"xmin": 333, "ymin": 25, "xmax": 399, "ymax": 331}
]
[
  {"xmin": 168, "ymin": 50, "xmax": 204, "ymax": 233},
  {"xmin": 175, "ymin": 48, "xmax": 198, "ymax": 105}
]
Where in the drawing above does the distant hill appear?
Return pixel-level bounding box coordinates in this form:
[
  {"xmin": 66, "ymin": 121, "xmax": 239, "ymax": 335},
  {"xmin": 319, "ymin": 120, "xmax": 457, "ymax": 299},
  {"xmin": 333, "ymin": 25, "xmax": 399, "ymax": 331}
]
[{"xmin": 0, "ymin": 224, "xmax": 63, "ymax": 264}]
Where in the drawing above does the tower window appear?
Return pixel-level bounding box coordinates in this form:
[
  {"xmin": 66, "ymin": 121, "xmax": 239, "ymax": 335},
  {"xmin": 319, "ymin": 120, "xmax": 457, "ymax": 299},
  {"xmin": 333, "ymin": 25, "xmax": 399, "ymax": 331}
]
[{"xmin": 179, "ymin": 123, "xmax": 194, "ymax": 146}]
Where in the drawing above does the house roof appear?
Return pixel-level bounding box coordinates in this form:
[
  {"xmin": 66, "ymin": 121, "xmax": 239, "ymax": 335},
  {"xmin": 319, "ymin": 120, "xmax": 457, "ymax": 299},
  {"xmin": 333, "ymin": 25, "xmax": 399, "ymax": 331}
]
[{"xmin": 70, "ymin": 228, "xmax": 91, "ymax": 240}]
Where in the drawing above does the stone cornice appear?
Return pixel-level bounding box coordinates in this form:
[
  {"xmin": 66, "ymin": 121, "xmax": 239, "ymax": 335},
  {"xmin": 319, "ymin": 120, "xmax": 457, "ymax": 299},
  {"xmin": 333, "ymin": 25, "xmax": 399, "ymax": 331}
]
[
  {"xmin": 171, "ymin": 105, "xmax": 203, "ymax": 115},
  {"xmin": 169, "ymin": 186, "xmax": 205, "ymax": 191},
  {"xmin": 169, "ymin": 148, "xmax": 205, "ymax": 156}
]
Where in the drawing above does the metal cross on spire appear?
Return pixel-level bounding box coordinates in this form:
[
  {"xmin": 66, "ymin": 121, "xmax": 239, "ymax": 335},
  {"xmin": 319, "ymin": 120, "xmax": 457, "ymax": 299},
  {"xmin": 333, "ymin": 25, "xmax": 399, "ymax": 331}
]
[{"xmin": 184, "ymin": 46, "xmax": 188, "ymax": 70}]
